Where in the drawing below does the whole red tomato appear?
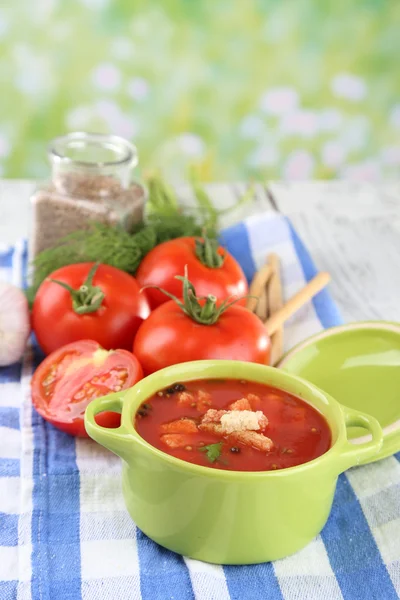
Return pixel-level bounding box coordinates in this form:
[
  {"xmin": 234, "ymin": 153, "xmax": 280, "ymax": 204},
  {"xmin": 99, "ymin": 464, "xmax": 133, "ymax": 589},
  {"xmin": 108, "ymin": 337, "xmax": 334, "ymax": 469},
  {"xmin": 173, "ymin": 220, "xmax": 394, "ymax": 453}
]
[
  {"xmin": 31, "ymin": 340, "xmax": 143, "ymax": 436},
  {"xmin": 136, "ymin": 236, "xmax": 248, "ymax": 310},
  {"xmin": 32, "ymin": 263, "xmax": 150, "ymax": 355},
  {"xmin": 133, "ymin": 272, "xmax": 270, "ymax": 375}
]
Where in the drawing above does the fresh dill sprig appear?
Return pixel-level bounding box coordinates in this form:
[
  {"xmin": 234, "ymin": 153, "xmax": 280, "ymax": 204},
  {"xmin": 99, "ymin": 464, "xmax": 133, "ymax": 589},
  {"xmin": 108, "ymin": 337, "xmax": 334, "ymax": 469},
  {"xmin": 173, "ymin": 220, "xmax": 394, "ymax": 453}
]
[
  {"xmin": 27, "ymin": 173, "xmax": 254, "ymax": 304},
  {"xmin": 28, "ymin": 223, "xmax": 145, "ymax": 298},
  {"xmin": 146, "ymin": 173, "xmax": 179, "ymax": 216}
]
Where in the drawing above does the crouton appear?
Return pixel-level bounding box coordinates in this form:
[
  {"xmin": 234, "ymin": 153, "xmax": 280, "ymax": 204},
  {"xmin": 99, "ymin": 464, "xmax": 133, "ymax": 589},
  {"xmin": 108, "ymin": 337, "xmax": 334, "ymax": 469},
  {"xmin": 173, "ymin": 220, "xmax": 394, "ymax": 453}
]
[
  {"xmin": 197, "ymin": 389, "xmax": 212, "ymax": 409},
  {"xmin": 199, "ymin": 422, "xmax": 274, "ymax": 453},
  {"xmin": 160, "ymin": 418, "xmax": 198, "ymax": 434},
  {"xmin": 178, "ymin": 389, "xmax": 212, "ymax": 410},
  {"xmin": 161, "ymin": 433, "xmax": 197, "ymax": 449},
  {"xmin": 247, "ymin": 393, "xmax": 261, "ymax": 410},
  {"xmin": 229, "ymin": 430, "xmax": 274, "ymax": 452},
  {"xmin": 201, "ymin": 408, "xmax": 268, "ymax": 432},
  {"xmin": 199, "ymin": 422, "xmax": 224, "ymax": 436},
  {"xmin": 220, "ymin": 410, "xmax": 268, "ymax": 434},
  {"xmin": 177, "ymin": 391, "xmax": 195, "ymax": 406},
  {"xmin": 229, "ymin": 398, "xmax": 252, "ymax": 411},
  {"xmin": 201, "ymin": 409, "xmax": 228, "ymax": 424}
]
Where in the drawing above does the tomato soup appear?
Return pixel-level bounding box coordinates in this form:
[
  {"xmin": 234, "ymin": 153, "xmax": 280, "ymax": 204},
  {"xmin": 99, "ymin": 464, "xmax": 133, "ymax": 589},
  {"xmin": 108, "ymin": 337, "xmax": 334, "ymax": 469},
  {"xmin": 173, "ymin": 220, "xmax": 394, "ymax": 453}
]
[{"xmin": 134, "ymin": 379, "xmax": 331, "ymax": 471}]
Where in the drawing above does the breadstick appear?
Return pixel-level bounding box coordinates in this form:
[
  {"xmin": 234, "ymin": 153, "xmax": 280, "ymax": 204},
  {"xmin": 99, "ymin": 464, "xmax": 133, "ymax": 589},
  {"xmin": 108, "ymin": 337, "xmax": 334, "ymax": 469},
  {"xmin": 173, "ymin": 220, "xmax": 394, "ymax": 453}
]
[
  {"xmin": 246, "ymin": 263, "xmax": 273, "ymax": 313},
  {"xmin": 265, "ymin": 272, "xmax": 331, "ymax": 336},
  {"xmin": 267, "ymin": 254, "xmax": 284, "ymax": 366},
  {"xmin": 255, "ymin": 287, "xmax": 269, "ymax": 321}
]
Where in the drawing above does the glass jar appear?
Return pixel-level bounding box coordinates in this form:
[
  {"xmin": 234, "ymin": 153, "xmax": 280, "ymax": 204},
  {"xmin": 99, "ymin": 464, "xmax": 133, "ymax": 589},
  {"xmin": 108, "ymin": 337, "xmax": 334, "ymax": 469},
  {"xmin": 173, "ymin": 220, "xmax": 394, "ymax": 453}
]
[{"xmin": 31, "ymin": 132, "xmax": 146, "ymax": 257}]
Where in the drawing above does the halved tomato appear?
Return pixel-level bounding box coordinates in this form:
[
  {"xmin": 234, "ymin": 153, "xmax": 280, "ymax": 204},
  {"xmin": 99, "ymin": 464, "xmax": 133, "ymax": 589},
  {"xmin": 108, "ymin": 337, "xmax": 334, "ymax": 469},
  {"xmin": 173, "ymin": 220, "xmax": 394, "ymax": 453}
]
[{"xmin": 31, "ymin": 340, "xmax": 143, "ymax": 437}]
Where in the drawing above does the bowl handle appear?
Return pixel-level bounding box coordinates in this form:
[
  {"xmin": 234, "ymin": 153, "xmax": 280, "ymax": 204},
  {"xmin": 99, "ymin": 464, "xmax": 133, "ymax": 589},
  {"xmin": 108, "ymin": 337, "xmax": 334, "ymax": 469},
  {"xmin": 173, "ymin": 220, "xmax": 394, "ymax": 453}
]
[
  {"xmin": 336, "ymin": 406, "xmax": 383, "ymax": 472},
  {"xmin": 84, "ymin": 390, "xmax": 134, "ymax": 459}
]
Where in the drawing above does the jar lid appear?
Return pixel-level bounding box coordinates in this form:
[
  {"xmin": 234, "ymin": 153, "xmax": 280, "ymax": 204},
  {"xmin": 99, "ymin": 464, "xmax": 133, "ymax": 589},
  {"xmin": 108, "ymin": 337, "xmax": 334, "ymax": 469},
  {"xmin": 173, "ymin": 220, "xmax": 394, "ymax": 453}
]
[{"xmin": 278, "ymin": 322, "xmax": 400, "ymax": 464}]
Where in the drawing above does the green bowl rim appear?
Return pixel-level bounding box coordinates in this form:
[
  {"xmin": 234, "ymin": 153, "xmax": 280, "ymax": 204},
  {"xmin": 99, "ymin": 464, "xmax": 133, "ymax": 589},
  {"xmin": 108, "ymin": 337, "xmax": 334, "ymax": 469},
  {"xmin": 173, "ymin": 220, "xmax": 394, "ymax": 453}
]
[{"xmin": 116, "ymin": 360, "xmax": 350, "ymax": 480}]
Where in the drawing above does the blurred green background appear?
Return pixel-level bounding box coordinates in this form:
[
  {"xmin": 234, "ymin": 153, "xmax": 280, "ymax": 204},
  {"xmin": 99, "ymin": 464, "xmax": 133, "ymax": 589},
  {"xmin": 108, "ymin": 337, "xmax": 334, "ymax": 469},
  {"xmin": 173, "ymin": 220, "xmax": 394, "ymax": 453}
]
[{"xmin": 0, "ymin": 0, "xmax": 399, "ymax": 181}]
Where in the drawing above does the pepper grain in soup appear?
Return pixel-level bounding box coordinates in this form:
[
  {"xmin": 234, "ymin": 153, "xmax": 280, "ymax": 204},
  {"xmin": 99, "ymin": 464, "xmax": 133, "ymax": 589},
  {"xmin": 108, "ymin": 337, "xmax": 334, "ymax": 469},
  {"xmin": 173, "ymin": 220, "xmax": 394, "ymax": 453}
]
[{"xmin": 134, "ymin": 379, "xmax": 331, "ymax": 471}]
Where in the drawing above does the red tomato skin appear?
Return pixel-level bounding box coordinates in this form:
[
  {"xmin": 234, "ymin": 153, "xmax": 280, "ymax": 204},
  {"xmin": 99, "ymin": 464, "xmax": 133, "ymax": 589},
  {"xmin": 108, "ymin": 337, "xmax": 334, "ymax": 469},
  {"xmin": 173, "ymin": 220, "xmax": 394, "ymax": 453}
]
[
  {"xmin": 32, "ymin": 263, "xmax": 150, "ymax": 355},
  {"xmin": 135, "ymin": 237, "xmax": 248, "ymax": 310},
  {"xmin": 133, "ymin": 301, "xmax": 271, "ymax": 375},
  {"xmin": 31, "ymin": 339, "xmax": 143, "ymax": 437}
]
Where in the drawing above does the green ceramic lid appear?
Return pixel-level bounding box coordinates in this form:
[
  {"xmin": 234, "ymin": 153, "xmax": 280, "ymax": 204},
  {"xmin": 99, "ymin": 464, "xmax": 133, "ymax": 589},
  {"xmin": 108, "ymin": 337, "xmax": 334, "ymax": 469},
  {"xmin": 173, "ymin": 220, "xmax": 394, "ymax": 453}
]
[{"xmin": 278, "ymin": 322, "xmax": 400, "ymax": 464}]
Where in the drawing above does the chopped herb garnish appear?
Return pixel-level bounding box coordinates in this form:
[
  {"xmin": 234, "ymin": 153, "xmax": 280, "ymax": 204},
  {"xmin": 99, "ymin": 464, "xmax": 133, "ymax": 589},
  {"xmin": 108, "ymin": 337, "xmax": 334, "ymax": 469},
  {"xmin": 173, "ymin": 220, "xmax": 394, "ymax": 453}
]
[{"xmin": 199, "ymin": 442, "xmax": 223, "ymax": 463}]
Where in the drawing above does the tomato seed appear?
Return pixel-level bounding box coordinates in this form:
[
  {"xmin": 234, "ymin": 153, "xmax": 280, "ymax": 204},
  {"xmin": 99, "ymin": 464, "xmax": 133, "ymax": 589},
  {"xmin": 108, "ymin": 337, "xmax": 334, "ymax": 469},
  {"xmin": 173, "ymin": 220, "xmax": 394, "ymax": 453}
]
[
  {"xmin": 114, "ymin": 385, "xmax": 122, "ymax": 391},
  {"xmin": 185, "ymin": 446, "xmax": 192, "ymax": 451},
  {"xmin": 281, "ymin": 447, "xmax": 294, "ymax": 455},
  {"xmin": 311, "ymin": 427, "xmax": 317, "ymax": 433}
]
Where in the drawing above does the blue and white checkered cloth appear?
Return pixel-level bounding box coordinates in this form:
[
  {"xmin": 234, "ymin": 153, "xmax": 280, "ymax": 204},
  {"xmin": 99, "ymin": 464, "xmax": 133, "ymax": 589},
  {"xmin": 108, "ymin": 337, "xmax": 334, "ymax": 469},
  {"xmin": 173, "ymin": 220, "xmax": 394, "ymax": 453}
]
[{"xmin": 1, "ymin": 213, "xmax": 399, "ymax": 600}]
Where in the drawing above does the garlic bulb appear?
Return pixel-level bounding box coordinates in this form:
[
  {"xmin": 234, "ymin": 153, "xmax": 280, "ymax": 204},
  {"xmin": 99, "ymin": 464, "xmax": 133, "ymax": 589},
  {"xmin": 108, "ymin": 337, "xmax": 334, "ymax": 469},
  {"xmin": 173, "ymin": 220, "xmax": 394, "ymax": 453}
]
[{"xmin": 0, "ymin": 282, "xmax": 30, "ymax": 366}]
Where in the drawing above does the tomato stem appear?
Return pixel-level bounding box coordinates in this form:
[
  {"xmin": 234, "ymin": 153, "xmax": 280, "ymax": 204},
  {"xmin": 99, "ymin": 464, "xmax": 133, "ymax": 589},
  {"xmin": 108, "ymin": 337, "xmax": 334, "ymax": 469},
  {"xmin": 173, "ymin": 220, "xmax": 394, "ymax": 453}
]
[
  {"xmin": 195, "ymin": 236, "xmax": 225, "ymax": 268},
  {"xmin": 199, "ymin": 295, "xmax": 217, "ymax": 321},
  {"xmin": 142, "ymin": 266, "xmax": 247, "ymax": 325},
  {"xmin": 48, "ymin": 262, "xmax": 105, "ymax": 315}
]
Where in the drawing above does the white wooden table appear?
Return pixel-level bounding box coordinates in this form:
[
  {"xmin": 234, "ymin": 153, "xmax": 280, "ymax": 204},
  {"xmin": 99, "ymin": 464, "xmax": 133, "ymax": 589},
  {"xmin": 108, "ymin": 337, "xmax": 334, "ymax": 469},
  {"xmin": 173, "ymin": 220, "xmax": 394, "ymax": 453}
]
[{"xmin": 1, "ymin": 179, "xmax": 399, "ymax": 324}]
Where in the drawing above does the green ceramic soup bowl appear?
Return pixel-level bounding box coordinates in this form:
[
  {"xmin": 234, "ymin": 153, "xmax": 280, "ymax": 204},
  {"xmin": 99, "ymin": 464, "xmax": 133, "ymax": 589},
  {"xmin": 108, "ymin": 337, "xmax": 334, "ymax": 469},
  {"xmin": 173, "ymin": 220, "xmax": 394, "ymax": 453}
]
[{"xmin": 84, "ymin": 360, "xmax": 383, "ymax": 565}]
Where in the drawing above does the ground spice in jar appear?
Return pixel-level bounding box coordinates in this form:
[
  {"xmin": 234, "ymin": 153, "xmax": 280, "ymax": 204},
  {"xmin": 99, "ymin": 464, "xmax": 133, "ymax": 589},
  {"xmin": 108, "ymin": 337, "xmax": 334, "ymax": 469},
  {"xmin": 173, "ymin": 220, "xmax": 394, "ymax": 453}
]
[{"xmin": 31, "ymin": 133, "xmax": 146, "ymax": 257}]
